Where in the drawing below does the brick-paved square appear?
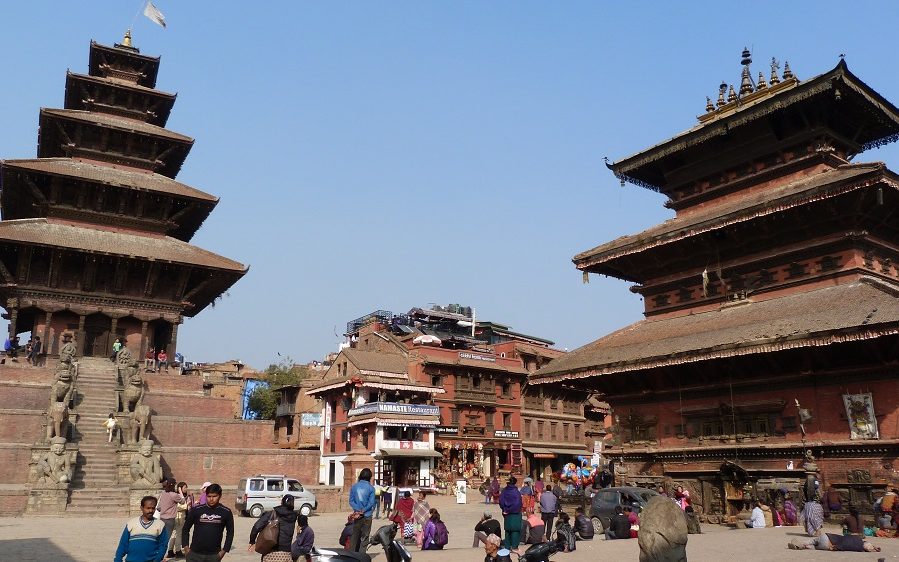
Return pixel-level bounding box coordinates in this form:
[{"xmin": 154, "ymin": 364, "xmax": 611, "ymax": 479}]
[{"xmin": 1, "ymin": 495, "xmax": 897, "ymax": 561}]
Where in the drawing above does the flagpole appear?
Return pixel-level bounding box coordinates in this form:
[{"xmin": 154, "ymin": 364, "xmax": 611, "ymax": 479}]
[{"xmin": 130, "ymin": 0, "xmax": 148, "ymax": 31}]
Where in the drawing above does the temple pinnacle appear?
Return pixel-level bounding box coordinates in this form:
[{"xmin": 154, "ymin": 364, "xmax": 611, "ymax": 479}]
[
  {"xmin": 706, "ymin": 96, "xmax": 715, "ymax": 113},
  {"xmin": 769, "ymin": 58, "xmax": 780, "ymax": 85},
  {"xmin": 783, "ymin": 61, "xmax": 794, "ymax": 80},
  {"xmin": 756, "ymin": 72, "xmax": 767, "ymax": 90},
  {"xmin": 121, "ymin": 29, "xmax": 133, "ymax": 49}
]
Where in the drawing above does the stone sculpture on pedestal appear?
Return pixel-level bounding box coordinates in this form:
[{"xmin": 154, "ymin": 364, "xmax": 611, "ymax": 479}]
[
  {"xmin": 46, "ymin": 361, "xmax": 76, "ymax": 441},
  {"xmin": 129, "ymin": 439, "xmax": 163, "ymax": 487},
  {"xmin": 37, "ymin": 437, "xmax": 73, "ymax": 485}
]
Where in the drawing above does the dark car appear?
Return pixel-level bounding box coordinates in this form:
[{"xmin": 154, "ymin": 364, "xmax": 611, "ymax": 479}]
[{"xmin": 589, "ymin": 486, "xmax": 660, "ymax": 533}]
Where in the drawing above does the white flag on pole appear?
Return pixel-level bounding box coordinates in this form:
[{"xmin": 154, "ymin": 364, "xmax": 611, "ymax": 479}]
[{"xmin": 143, "ymin": 1, "xmax": 167, "ymax": 28}]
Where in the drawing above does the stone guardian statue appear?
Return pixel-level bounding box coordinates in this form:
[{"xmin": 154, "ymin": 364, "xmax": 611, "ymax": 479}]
[
  {"xmin": 129, "ymin": 439, "xmax": 163, "ymax": 487},
  {"xmin": 37, "ymin": 437, "xmax": 73, "ymax": 485}
]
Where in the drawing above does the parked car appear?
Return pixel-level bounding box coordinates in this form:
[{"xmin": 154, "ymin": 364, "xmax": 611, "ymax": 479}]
[
  {"xmin": 236, "ymin": 474, "xmax": 317, "ymax": 517},
  {"xmin": 589, "ymin": 486, "xmax": 660, "ymax": 533}
]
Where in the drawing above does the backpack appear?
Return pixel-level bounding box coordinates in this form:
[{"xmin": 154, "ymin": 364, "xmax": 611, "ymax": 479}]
[
  {"xmin": 433, "ymin": 520, "xmax": 449, "ymax": 547},
  {"xmin": 254, "ymin": 510, "xmax": 279, "ymax": 554}
]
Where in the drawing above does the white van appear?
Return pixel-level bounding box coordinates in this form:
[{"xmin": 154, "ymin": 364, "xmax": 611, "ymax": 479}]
[{"xmin": 235, "ymin": 474, "xmax": 317, "ymax": 517}]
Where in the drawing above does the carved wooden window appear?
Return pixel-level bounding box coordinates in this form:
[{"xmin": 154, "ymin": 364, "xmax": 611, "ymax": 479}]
[
  {"xmin": 787, "ymin": 262, "xmax": 808, "ymax": 279},
  {"xmin": 456, "ymin": 374, "xmax": 469, "ymax": 390},
  {"xmin": 503, "ymin": 413, "xmax": 512, "ymax": 431},
  {"xmin": 677, "ymin": 287, "xmax": 693, "ymax": 303},
  {"xmin": 574, "ymin": 424, "xmax": 581, "ymax": 437},
  {"xmin": 538, "ymin": 421, "xmax": 544, "ymax": 440},
  {"xmin": 550, "ymin": 422, "xmax": 558, "ymax": 439},
  {"xmin": 757, "ymin": 269, "xmax": 774, "ymax": 286},
  {"xmin": 819, "ymin": 255, "xmax": 841, "ymax": 272},
  {"xmin": 563, "ymin": 423, "xmax": 570, "ymax": 441},
  {"xmin": 653, "ymin": 294, "xmax": 670, "ymax": 307},
  {"xmin": 450, "ymin": 408, "xmax": 460, "ymax": 425},
  {"xmin": 782, "ymin": 416, "xmax": 797, "ymax": 432}
]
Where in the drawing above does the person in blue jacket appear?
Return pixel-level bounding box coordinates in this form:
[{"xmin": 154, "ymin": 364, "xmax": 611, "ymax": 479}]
[{"xmin": 348, "ymin": 468, "xmax": 377, "ymax": 552}]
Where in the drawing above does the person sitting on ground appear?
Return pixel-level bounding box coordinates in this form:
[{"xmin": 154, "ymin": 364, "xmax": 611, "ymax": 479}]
[
  {"xmin": 745, "ymin": 500, "xmax": 766, "ymax": 529},
  {"xmin": 783, "ymin": 493, "xmax": 798, "ymax": 526},
  {"xmin": 523, "ymin": 512, "xmax": 545, "ymax": 545},
  {"xmin": 684, "ymin": 505, "xmax": 702, "ymax": 534},
  {"xmin": 291, "ymin": 514, "xmax": 315, "ymax": 561},
  {"xmin": 759, "ymin": 498, "xmax": 774, "ymax": 527},
  {"xmin": 605, "ymin": 506, "xmax": 631, "ymax": 540},
  {"xmin": 483, "ymin": 534, "xmax": 512, "ymax": 562},
  {"xmin": 573, "ymin": 506, "xmax": 593, "ymax": 540},
  {"xmin": 338, "ymin": 514, "xmax": 354, "ymax": 549},
  {"xmin": 788, "ymin": 533, "xmax": 881, "ymax": 552},
  {"xmin": 624, "ymin": 506, "xmax": 640, "ymax": 538},
  {"xmin": 876, "ymin": 511, "xmax": 897, "ymax": 538},
  {"xmin": 249, "ymin": 494, "xmax": 298, "ymax": 558},
  {"xmin": 473, "ymin": 511, "xmax": 502, "ymax": 548},
  {"xmin": 554, "ymin": 512, "xmax": 576, "ymax": 552},
  {"xmin": 841, "ymin": 506, "xmax": 863, "ymax": 536},
  {"xmin": 421, "ymin": 508, "xmax": 448, "ymax": 551},
  {"xmin": 800, "ymin": 496, "xmax": 826, "ymax": 537}
]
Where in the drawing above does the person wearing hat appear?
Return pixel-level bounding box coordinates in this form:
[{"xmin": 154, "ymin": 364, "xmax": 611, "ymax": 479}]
[
  {"xmin": 197, "ymin": 482, "xmax": 212, "ymax": 507},
  {"xmin": 248, "ymin": 495, "xmax": 298, "ymax": 561},
  {"xmin": 473, "ymin": 511, "xmax": 502, "ymax": 547},
  {"xmin": 483, "ymin": 533, "xmax": 512, "ymax": 562}
]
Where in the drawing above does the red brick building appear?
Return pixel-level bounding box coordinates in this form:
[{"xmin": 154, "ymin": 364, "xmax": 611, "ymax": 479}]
[{"xmin": 533, "ymin": 55, "xmax": 899, "ymax": 521}]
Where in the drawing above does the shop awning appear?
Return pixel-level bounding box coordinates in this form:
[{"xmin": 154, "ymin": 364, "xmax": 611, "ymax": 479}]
[
  {"xmin": 378, "ymin": 448, "xmax": 443, "ymax": 458},
  {"xmin": 523, "ymin": 446, "xmax": 591, "ymax": 457}
]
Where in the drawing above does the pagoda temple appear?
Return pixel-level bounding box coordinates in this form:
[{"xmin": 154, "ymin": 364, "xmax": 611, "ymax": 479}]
[
  {"xmin": 0, "ymin": 33, "xmax": 247, "ymax": 358},
  {"xmin": 533, "ymin": 51, "xmax": 899, "ymax": 521}
]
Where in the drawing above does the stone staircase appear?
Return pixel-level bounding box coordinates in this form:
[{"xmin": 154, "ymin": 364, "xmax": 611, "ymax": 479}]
[{"xmin": 67, "ymin": 356, "xmax": 130, "ymax": 516}]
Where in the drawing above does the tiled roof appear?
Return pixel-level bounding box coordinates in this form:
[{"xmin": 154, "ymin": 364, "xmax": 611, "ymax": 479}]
[
  {"xmin": 0, "ymin": 218, "xmax": 245, "ymax": 271},
  {"xmin": 344, "ymin": 349, "xmax": 408, "ymax": 375},
  {"xmin": 2, "ymin": 158, "xmax": 217, "ymax": 202},
  {"xmin": 41, "ymin": 108, "xmax": 193, "ymax": 143},
  {"xmin": 420, "ymin": 353, "xmax": 530, "ymax": 375},
  {"xmin": 532, "ymin": 279, "xmax": 899, "ymax": 383},
  {"xmin": 575, "ymin": 164, "xmax": 894, "ymax": 269}
]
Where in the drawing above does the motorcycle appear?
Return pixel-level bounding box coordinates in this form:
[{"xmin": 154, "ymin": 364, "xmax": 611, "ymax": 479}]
[
  {"xmin": 309, "ymin": 546, "xmax": 372, "ymax": 562},
  {"xmin": 367, "ymin": 520, "xmax": 413, "ymax": 562}
]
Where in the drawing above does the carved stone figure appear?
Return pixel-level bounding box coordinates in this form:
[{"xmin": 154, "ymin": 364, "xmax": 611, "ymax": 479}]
[
  {"xmin": 122, "ymin": 364, "xmax": 144, "ymax": 413},
  {"xmin": 129, "ymin": 439, "xmax": 163, "ymax": 487},
  {"xmin": 37, "ymin": 437, "xmax": 73, "ymax": 485},
  {"xmin": 116, "ymin": 346, "xmax": 134, "ymax": 369},
  {"xmin": 638, "ymin": 495, "xmax": 688, "ymax": 562},
  {"xmin": 130, "ymin": 404, "xmax": 151, "ymax": 444},
  {"xmin": 802, "ymin": 449, "xmax": 819, "ymax": 502},
  {"xmin": 46, "ymin": 402, "xmax": 69, "ymax": 441},
  {"xmin": 49, "ymin": 365, "xmax": 75, "ymax": 407},
  {"xmin": 58, "ymin": 334, "xmax": 76, "ymax": 367}
]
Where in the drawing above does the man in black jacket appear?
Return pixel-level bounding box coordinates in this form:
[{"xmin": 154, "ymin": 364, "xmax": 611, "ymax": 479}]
[
  {"xmin": 248, "ymin": 494, "xmax": 298, "ymax": 555},
  {"xmin": 573, "ymin": 507, "xmax": 594, "ymax": 540},
  {"xmin": 604, "ymin": 506, "xmax": 631, "ymax": 540},
  {"xmin": 182, "ymin": 483, "xmax": 234, "ymax": 561},
  {"xmin": 473, "ymin": 511, "xmax": 502, "ymax": 547}
]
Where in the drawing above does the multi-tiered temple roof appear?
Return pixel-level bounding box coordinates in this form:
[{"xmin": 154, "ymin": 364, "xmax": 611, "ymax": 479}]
[
  {"xmin": 0, "ymin": 33, "xmax": 246, "ymax": 357},
  {"xmin": 534, "ymin": 52, "xmax": 899, "ymax": 384}
]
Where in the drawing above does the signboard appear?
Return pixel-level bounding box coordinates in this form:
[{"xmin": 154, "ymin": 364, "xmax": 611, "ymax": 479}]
[
  {"xmin": 435, "ymin": 426, "xmax": 459, "ymax": 435},
  {"xmin": 324, "ymin": 403, "xmax": 332, "ymax": 436},
  {"xmin": 348, "ymin": 402, "xmax": 440, "ymax": 417},
  {"xmin": 494, "ymin": 430, "xmax": 519, "ymax": 439},
  {"xmin": 400, "ymin": 441, "xmax": 413, "ymax": 449},
  {"xmin": 456, "ymin": 479, "xmax": 468, "ymax": 504},
  {"xmin": 459, "ymin": 351, "xmax": 496, "ymax": 363},
  {"xmin": 301, "ymin": 413, "xmax": 322, "ymax": 427},
  {"xmin": 381, "ymin": 439, "xmax": 430, "ymax": 450}
]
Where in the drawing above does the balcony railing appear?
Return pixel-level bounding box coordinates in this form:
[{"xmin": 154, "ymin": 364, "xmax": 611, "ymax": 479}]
[
  {"xmin": 347, "ymin": 401, "xmax": 440, "ymax": 418},
  {"xmin": 276, "ymin": 403, "xmax": 297, "ymax": 417}
]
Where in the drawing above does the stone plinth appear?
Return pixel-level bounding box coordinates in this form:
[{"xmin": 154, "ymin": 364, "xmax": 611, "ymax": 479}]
[
  {"xmin": 341, "ymin": 452, "xmax": 375, "ymax": 491},
  {"xmin": 116, "ymin": 445, "xmax": 138, "ymax": 485},
  {"xmin": 26, "ymin": 484, "xmax": 69, "ymax": 514},
  {"xmin": 129, "ymin": 487, "xmax": 159, "ymax": 516}
]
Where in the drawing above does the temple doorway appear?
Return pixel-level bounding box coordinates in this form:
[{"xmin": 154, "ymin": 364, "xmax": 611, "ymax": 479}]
[{"xmin": 83, "ymin": 313, "xmax": 111, "ymax": 358}]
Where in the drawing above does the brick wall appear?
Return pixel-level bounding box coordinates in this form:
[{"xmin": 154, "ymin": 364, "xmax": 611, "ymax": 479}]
[
  {"xmin": 0, "ymin": 411, "xmax": 44, "ymax": 445},
  {"xmin": 0, "ymin": 383, "xmax": 48, "ymax": 410},
  {"xmin": 0, "ymin": 488, "xmax": 28, "ymax": 516},
  {"xmin": 151, "ymin": 416, "xmax": 275, "ymax": 448},
  {"xmin": 0, "ymin": 443, "xmax": 36, "ymax": 483},
  {"xmin": 144, "ymin": 375, "xmax": 205, "ymax": 393},
  {"xmin": 158, "ymin": 447, "xmax": 320, "ymax": 491},
  {"xmin": 144, "ymin": 394, "xmax": 234, "ymax": 419},
  {"xmin": 0, "ymin": 364, "xmax": 55, "ymax": 384}
]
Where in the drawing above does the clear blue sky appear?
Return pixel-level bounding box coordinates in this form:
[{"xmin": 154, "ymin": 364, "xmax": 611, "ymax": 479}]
[{"xmin": 2, "ymin": 2, "xmax": 898, "ymax": 369}]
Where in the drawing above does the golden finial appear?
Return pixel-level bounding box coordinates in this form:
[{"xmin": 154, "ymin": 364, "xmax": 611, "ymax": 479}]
[
  {"xmin": 783, "ymin": 61, "xmax": 794, "ymax": 80},
  {"xmin": 717, "ymin": 81, "xmax": 727, "ymax": 108},
  {"xmin": 739, "ymin": 66, "xmax": 754, "ymax": 95},
  {"xmin": 122, "ymin": 29, "xmax": 133, "ymax": 48},
  {"xmin": 769, "ymin": 58, "xmax": 780, "ymax": 85},
  {"xmin": 727, "ymin": 85, "xmax": 737, "ymax": 103},
  {"xmin": 756, "ymin": 72, "xmax": 767, "ymax": 90},
  {"xmin": 705, "ymin": 96, "xmax": 715, "ymax": 113}
]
